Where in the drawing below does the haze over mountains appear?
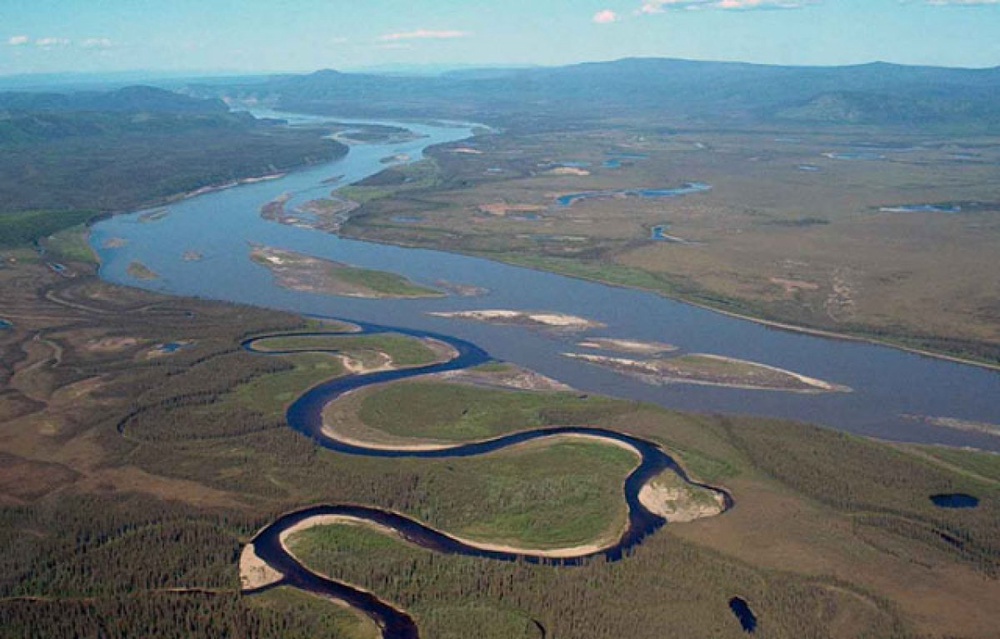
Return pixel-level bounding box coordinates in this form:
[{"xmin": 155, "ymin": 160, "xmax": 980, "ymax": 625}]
[{"xmin": 184, "ymin": 57, "xmax": 1000, "ymax": 130}]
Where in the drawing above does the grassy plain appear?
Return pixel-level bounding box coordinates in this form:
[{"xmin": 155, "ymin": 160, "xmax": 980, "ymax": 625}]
[
  {"xmin": 340, "ymin": 125, "xmax": 1000, "ymax": 365},
  {"xmin": 1, "ymin": 248, "xmax": 999, "ymax": 637},
  {"xmin": 344, "ymin": 380, "xmax": 634, "ymax": 442}
]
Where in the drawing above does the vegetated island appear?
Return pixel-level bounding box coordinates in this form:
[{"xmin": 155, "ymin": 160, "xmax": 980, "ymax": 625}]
[
  {"xmin": 250, "ymin": 245, "xmax": 444, "ymax": 299},
  {"xmin": 429, "ymin": 309, "xmax": 606, "ymax": 331},
  {"xmin": 260, "ymin": 193, "xmax": 360, "ymax": 234},
  {"xmin": 432, "ymin": 280, "xmax": 489, "ymax": 297},
  {"xmin": 126, "ymin": 261, "xmax": 159, "ymax": 281},
  {"xmin": 565, "ymin": 351, "xmax": 849, "ymax": 393}
]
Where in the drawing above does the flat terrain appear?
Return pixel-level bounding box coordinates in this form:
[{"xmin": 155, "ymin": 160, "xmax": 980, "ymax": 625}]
[
  {"xmin": 1, "ymin": 234, "xmax": 998, "ymax": 637},
  {"xmin": 339, "ymin": 125, "xmax": 1000, "ymax": 365}
]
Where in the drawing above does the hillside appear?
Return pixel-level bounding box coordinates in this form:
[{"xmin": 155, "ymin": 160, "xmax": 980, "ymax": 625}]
[
  {"xmin": 187, "ymin": 58, "xmax": 1000, "ymax": 131},
  {"xmin": 0, "ymin": 86, "xmax": 346, "ymax": 246}
]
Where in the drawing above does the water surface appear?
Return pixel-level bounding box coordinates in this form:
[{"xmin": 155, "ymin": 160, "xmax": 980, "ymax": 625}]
[{"xmin": 90, "ymin": 113, "xmax": 1000, "ymax": 452}]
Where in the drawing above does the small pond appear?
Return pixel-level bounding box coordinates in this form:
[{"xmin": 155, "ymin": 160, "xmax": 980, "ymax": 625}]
[
  {"xmin": 557, "ymin": 183, "xmax": 711, "ymax": 207},
  {"xmin": 930, "ymin": 493, "xmax": 980, "ymax": 509},
  {"xmin": 729, "ymin": 597, "xmax": 757, "ymax": 633}
]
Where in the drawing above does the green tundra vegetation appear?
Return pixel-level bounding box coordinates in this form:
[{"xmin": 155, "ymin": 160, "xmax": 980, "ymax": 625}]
[
  {"xmin": 1, "ymin": 76, "xmax": 999, "ymax": 637},
  {"xmin": 1, "ymin": 251, "xmax": 997, "ymax": 637}
]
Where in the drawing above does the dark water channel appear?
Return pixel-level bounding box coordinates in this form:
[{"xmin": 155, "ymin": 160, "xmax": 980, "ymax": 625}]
[{"xmin": 243, "ymin": 327, "xmax": 732, "ymax": 637}]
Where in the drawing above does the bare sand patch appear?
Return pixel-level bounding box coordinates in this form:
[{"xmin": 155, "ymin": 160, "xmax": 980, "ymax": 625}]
[
  {"xmin": 564, "ymin": 352, "xmax": 849, "ymax": 393},
  {"xmin": 240, "ymin": 543, "xmax": 284, "ymax": 590},
  {"xmin": 639, "ymin": 482, "xmax": 726, "ymax": 523},
  {"xmin": 430, "ymin": 309, "xmax": 605, "ymax": 330},
  {"xmin": 547, "ymin": 167, "xmax": 591, "ymax": 176},
  {"xmin": 577, "ymin": 338, "xmax": 677, "ymax": 355}
]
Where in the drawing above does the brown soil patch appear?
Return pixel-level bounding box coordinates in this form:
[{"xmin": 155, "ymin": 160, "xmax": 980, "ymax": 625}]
[{"xmin": 479, "ymin": 202, "xmax": 546, "ymax": 217}]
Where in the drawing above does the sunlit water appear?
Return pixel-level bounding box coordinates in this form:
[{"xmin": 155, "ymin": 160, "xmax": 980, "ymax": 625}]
[{"xmin": 91, "ymin": 112, "xmax": 1000, "ymax": 452}]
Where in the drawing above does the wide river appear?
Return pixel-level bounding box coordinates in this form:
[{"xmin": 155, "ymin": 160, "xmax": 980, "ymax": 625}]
[{"xmin": 91, "ymin": 113, "xmax": 1000, "ymax": 452}]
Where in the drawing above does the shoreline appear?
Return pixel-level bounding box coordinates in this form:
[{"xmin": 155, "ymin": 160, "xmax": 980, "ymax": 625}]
[
  {"xmin": 475, "ymin": 254, "xmax": 1000, "ymax": 374},
  {"xmin": 563, "ymin": 352, "xmax": 851, "ymax": 394}
]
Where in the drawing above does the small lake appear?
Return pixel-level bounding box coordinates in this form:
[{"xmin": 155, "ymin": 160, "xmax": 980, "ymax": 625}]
[
  {"xmin": 90, "ymin": 112, "xmax": 1000, "ymax": 453},
  {"xmin": 930, "ymin": 493, "xmax": 980, "ymax": 509},
  {"xmin": 556, "ymin": 183, "xmax": 712, "ymax": 207},
  {"xmin": 729, "ymin": 597, "xmax": 757, "ymax": 633},
  {"xmin": 0, "ymin": 318, "xmax": 12, "ymax": 330}
]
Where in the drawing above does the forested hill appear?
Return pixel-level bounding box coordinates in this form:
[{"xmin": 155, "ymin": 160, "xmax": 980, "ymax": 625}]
[
  {"xmin": 0, "ymin": 86, "xmax": 345, "ymax": 247},
  {"xmin": 189, "ymin": 58, "xmax": 1000, "ymax": 131},
  {"xmin": 0, "ymin": 85, "xmax": 230, "ymax": 115}
]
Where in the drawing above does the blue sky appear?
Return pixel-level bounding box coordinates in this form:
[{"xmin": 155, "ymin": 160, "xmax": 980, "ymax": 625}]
[{"xmin": 2, "ymin": 0, "xmax": 999, "ymax": 76}]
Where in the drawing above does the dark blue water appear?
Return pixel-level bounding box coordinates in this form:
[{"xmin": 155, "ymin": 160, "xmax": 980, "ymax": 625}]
[
  {"xmin": 728, "ymin": 597, "xmax": 757, "ymax": 633},
  {"xmin": 556, "ymin": 183, "xmax": 712, "ymax": 207},
  {"xmin": 158, "ymin": 342, "xmax": 190, "ymax": 354},
  {"xmin": 651, "ymin": 225, "xmax": 685, "ymax": 243},
  {"xmin": 0, "ymin": 319, "xmax": 12, "ymax": 330},
  {"xmin": 90, "ymin": 112, "xmax": 1000, "ymax": 453},
  {"xmin": 244, "ymin": 327, "xmax": 732, "ymax": 637},
  {"xmin": 930, "ymin": 493, "xmax": 980, "ymax": 509}
]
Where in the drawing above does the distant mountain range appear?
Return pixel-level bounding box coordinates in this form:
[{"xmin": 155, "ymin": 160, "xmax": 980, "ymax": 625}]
[
  {"xmin": 0, "ymin": 85, "xmax": 228, "ymax": 115},
  {"xmin": 185, "ymin": 57, "xmax": 1000, "ymax": 130}
]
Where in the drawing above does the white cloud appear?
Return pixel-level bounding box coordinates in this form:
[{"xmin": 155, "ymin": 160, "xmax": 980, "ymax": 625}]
[
  {"xmin": 7, "ymin": 35, "xmax": 29, "ymax": 46},
  {"xmin": 35, "ymin": 37, "xmax": 71, "ymax": 48},
  {"xmin": 593, "ymin": 9, "xmax": 621, "ymax": 23},
  {"xmin": 81, "ymin": 37, "xmax": 113, "ymax": 49},
  {"xmin": 378, "ymin": 29, "xmax": 469, "ymax": 42},
  {"xmin": 639, "ymin": 0, "xmax": 816, "ymax": 12}
]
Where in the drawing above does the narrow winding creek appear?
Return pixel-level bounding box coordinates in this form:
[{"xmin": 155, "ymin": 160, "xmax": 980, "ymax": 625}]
[{"xmin": 242, "ymin": 327, "xmax": 732, "ymax": 637}]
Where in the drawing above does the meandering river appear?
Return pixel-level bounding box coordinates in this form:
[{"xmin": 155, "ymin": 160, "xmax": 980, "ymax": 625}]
[
  {"xmin": 91, "ymin": 112, "xmax": 1000, "ymax": 452},
  {"xmin": 241, "ymin": 326, "xmax": 732, "ymax": 637}
]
